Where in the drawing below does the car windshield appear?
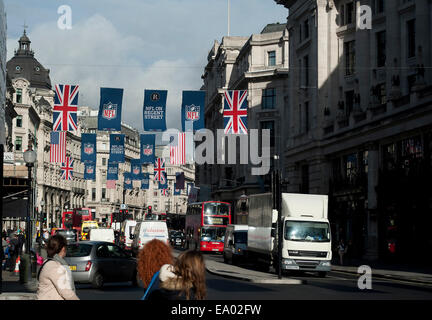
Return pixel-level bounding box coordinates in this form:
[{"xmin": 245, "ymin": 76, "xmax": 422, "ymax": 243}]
[
  {"xmin": 201, "ymin": 227, "xmax": 225, "ymax": 242},
  {"xmin": 234, "ymin": 231, "xmax": 247, "ymax": 244},
  {"xmin": 66, "ymin": 243, "xmax": 93, "ymax": 257},
  {"xmin": 284, "ymin": 221, "xmax": 330, "ymax": 242}
]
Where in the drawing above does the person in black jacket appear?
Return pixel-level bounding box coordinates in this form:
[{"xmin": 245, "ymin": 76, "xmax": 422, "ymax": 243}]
[{"xmin": 147, "ymin": 250, "xmax": 206, "ymax": 300}]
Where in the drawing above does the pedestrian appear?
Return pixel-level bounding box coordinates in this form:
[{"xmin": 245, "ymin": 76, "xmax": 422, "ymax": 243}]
[
  {"xmin": 337, "ymin": 239, "xmax": 346, "ymax": 266},
  {"xmin": 17, "ymin": 231, "xmax": 25, "ymax": 255},
  {"xmin": 147, "ymin": 250, "xmax": 207, "ymax": 300},
  {"xmin": 8, "ymin": 234, "xmax": 19, "ymax": 271},
  {"xmin": 36, "ymin": 234, "xmax": 79, "ymax": 300},
  {"xmin": 136, "ymin": 239, "xmax": 174, "ymax": 300}
]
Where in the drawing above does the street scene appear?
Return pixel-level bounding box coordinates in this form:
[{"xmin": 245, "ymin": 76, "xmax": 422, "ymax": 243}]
[{"xmin": 1, "ymin": 0, "xmax": 432, "ymax": 307}]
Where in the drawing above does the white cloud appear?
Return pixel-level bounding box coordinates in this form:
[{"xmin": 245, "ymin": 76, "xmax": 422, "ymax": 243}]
[{"xmin": 8, "ymin": 14, "xmax": 201, "ymax": 131}]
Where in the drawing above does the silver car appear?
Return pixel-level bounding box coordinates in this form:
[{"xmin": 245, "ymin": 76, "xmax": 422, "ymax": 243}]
[{"xmin": 64, "ymin": 241, "xmax": 138, "ymax": 289}]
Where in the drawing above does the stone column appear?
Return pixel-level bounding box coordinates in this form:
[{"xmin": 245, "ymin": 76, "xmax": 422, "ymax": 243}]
[{"xmin": 364, "ymin": 144, "xmax": 379, "ymax": 260}]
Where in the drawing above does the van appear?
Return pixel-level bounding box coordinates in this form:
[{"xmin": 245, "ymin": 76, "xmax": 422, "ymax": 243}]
[
  {"xmin": 88, "ymin": 228, "xmax": 115, "ymax": 243},
  {"xmin": 131, "ymin": 221, "xmax": 169, "ymax": 256},
  {"xmin": 223, "ymin": 224, "xmax": 248, "ymax": 265},
  {"xmin": 120, "ymin": 220, "xmax": 137, "ymax": 250},
  {"xmin": 81, "ymin": 220, "xmax": 99, "ymax": 240}
]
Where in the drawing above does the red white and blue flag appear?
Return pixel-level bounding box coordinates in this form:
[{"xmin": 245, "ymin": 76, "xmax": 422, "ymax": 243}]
[
  {"xmin": 160, "ymin": 188, "xmax": 169, "ymax": 197},
  {"xmin": 50, "ymin": 131, "xmax": 67, "ymax": 163},
  {"xmin": 154, "ymin": 158, "xmax": 166, "ymax": 183},
  {"xmin": 223, "ymin": 90, "xmax": 248, "ymax": 134},
  {"xmin": 170, "ymin": 132, "xmax": 186, "ymax": 165},
  {"xmin": 61, "ymin": 157, "xmax": 74, "ymax": 180},
  {"xmin": 53, "ymin": 84, "xmax": 79, "ymax": 132}
]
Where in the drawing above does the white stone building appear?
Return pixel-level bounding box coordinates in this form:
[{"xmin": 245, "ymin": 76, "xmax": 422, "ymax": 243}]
[
  {"xmin": 0, "ymin": 0, "xmax": 6, "ymax": 147},
  {"xmin": 4, "ymin": 32, "xmax": 85, "ymax": 229},
  {"xmin": 276, "ymin": 0, "xmax": 432, "ymax": 262},
  {"xmin": 197, "ymin": 23, "xmax": 289, "ymax": 223}
]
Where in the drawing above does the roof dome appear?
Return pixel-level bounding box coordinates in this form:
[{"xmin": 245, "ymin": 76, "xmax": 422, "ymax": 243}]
[{"xmin": 6, "ymin": 30, "xmax": 51, "ymax": 89}]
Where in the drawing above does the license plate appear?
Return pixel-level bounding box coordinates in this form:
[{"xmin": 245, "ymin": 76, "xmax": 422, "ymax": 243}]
[{"xmin": 69, "ymin": 265, "xmax": 77, "ymax": 271}]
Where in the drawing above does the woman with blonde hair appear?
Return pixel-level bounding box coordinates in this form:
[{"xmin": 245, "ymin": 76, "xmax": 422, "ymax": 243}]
[
  {"xmin": 137, "ymin": 239, "xmax": 174, "ymax": 299},
  {"xmin": 147, "ymin": 250, "xmax": 207, "ymax": 300}
]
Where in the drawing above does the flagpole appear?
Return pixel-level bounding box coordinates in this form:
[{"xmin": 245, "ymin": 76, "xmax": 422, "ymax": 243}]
[{"xmin": 227, "ymin": 0, "xmax": 230, "ymax": 36}]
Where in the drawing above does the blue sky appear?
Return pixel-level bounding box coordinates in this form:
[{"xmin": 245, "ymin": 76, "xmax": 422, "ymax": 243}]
[{"xmin": 4, "ymin": 0, "xmax": 288, "ymax": 131}]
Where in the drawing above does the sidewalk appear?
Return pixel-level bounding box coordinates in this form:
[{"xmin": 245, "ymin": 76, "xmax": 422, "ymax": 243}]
[
  {"xmin": 331, "ymin": 259, "xmax": 432, "ymax": 285},
  {"xmin": 0, "ymin": 270, "xmax": 37, "ymax": 300},
  {"xmin": 205, "ymin": 258, "xmax": 304, "ymax": 284}
]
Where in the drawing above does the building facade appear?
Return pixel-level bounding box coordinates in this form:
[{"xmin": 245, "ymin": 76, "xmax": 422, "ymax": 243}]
[
  {"xmin": 276, "ymin": 0, "xmax": 432, "ymax": 262},
  {"xmin": 198, "ymin": 24, "xmax": 289, "ymax": 223},
  {"xmin": 4, "ymin": 32, "xmax": 86, "ymax": 229},
  {"xmin": 0, "ymin": 0, "xmax": 6, "ymax": 147}
]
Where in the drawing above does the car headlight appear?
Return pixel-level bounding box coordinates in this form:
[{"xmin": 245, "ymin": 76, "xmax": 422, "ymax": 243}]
[
  {"xmin": 321, "ymin": 261, "xmax": 331, "ymax": 267},
  {"xmin": 282, "ymin": 259, "xmax": 295, "ymax": 265}
]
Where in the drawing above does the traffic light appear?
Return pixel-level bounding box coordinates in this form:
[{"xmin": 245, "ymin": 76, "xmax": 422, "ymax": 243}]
[{"xmin": 148, "ymin": 206, "xmax": 152, "ymax": 214}]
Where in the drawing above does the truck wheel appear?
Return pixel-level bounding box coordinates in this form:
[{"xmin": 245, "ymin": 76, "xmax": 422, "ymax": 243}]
[
  {"xmin": 91, "ymin": 271, "xmax": 104, "ymax": 289},
  {"xmin": 318, "ymin": 271, "xmax": 327, "ymax": 278}
]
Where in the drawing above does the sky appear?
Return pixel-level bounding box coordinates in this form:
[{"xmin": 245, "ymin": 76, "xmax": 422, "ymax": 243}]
[{"xmin": 4, "ymin": 0, "xmax": 288, "ymax": 132}]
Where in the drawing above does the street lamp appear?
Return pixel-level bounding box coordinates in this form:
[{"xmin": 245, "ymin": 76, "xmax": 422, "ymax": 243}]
[
  {"xmin": 40, "ymin": 200, "xmax": 45, "ymax": 233},
  {"xmin": 23, "ymin": 147, "xmax": 37, "ymax": 255}
]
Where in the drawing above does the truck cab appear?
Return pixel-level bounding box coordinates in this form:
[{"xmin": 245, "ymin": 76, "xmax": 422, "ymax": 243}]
[
  {"xmin": 281, "ymin": 216, "xmax": 332, "ymax": 276},
  {"xmin": 223, "ymin": 224, "xmax": 248, "ymax": 265}
]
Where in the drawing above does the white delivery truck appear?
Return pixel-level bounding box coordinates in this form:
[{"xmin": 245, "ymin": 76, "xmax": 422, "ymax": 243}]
[
  {"xmin": 88, "ymin": 228, "xmax": 115, "ymax": 243},
  {"xmin": 247, "ymin": 193, "xmax": 332, "ymax": 277},
  {"xmin": 131, "ymin": 221, "xmax": 169, "ymax": 256}
]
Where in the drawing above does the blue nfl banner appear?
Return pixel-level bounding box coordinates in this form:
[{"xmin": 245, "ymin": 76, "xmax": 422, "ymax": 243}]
[
  {"xmin": 98, "ymin": 88, "xmax": 123, "ymax": 131},
  {"xmin": 130, "ymin": 159, "xmax": 142, "ymax": 180},
  {"xmin": 84, "ymin": 163, "xmax": 96, "ymax": 180},
  {"xmin": 124, "ymin": 173, "xmax": 133, "ymax": 190},
  {"xmin": 140, "ymin": 134, "xmax": 155, "ymax": 164},
  {"xmin": 81, "ymin": 133, "xmax": 97, "ymax": 163},
  {"xmin": 143, "ymin": 90, "xmax": 167, "ymax": 131},
  {"xmin": 109, "ymin": 134, "xmax": 125, "ymax": 163},
  {"xmin": 175, "ymin": 172, "xmax": 185, "ymax": 190},
  {"xmin": 158, "ymin": 172, "xmax": 168, "ymax": 189},
  {"xmin": 141, "ymin": 173, "xmax": 150, "ymax": 190},
  {"xmin": 107, "ymin": 161, "xmax": 119, "ymax": 180},
  {"xmin": 181, "ymin": 91, "xmax": 205, "ymax": 132}
]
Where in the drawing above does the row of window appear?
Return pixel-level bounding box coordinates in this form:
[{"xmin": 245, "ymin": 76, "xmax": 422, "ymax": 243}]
[{"xmin": 344, "ymin": 19, "xmax": 415, "ymax": 76}]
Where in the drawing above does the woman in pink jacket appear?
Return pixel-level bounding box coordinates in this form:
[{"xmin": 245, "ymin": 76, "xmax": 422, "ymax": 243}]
[{"xmin": 36, "ymin": 235, "xmax": 79, "ymax": 300}]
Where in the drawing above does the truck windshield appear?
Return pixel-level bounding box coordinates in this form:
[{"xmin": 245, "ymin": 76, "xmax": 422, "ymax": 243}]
[
  {"xmin": 284, "ymin": 221, "xmax": 330, "ymax": 242},
  {"xmin": 234, "ymin": 231, "xmax": 247, "ymax": 244},
  {"xmin": 201, "ymin": 227, "xmax": 225, "ymax": 242}
]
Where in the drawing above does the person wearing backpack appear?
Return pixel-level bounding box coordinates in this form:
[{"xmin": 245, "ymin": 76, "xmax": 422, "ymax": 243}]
[{"xmin": 36, "ymin": 235, "xmax": 79, "ymax": 300}]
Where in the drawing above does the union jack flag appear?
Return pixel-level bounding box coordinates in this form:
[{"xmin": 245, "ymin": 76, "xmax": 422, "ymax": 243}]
[
  {"xmin": 154, "ymin": 158, "xmax": 166, "ymax": 183},
  {"xmin": 61, "ymin": 157, "xmax": 74, "ymax": 180},
  {"xmin": 223, "ymin": 90, "xmax": 248, "ymax": 134},
  {"xmin": 160, "ymin": 188, "xmax": 170, "ymax": 197},
  {"xmin": 53, "ymin": 84, "xmax": 79, "ymax": 132}
]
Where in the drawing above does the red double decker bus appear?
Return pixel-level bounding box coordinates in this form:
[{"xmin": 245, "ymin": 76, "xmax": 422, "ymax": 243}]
[
  {"xmin": 61, "ymin": 211, "xmax": 73, "ymax": 229},
  {"xmin": 185, "ymin": 201, "xmax": 231, "ymax": 252}
]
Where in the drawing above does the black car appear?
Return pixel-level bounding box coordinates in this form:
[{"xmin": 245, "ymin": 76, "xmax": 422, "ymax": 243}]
[{"xmin": 169, "ymin": 231, "xmax": 185, "ymax": 247}]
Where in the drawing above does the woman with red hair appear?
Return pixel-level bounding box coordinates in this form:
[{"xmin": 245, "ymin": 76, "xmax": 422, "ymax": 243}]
[{"xmin": 137, "ymin": 239, "xmax": 174, "ymax": 299}]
